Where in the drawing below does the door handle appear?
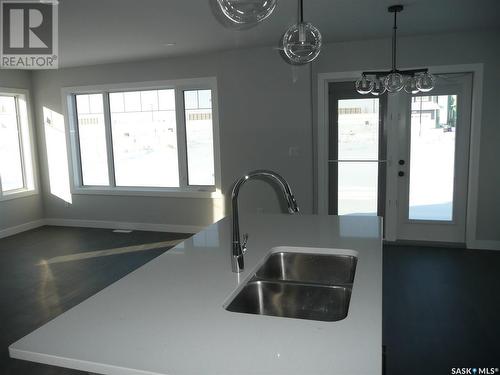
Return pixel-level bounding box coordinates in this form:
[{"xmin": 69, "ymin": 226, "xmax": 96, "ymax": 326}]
[
  {"xmin": 398, "ymin": 159, "xmax": 405, "ymax": 165},
  {"xmin": 398, "ymin": 171, "xmax": 405, "ymax": 177}
]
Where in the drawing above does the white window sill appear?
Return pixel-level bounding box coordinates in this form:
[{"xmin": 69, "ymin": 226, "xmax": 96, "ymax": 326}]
[
  {"xmin": 71, "ymin": 187, "xmax": 223, "ymax": 199},
  {"xmin": 0, "ymin": 188, "xmax": 38, "ymax": 202}
]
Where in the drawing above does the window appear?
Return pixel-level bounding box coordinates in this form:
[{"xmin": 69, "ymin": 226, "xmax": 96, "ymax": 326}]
[
  {"xmin": 184, "ymin": 90, "xmax": 215, "ymax": 186},
  {"xmin": 0, "ymin": 90, "xmax": 36, "ymax": 200},
  {"xmin": 109, "ymin": 89, "xmax": 179, "ymax": 187},
  {"xmin": 75, "ymin": 93, "xmax": 109, "ymax": 186},
  {"xmin": 66, "ymin": 79, "xmax": 219, "ymax": 195}
]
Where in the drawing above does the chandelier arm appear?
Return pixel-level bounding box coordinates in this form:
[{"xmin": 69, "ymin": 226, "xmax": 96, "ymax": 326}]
[{"xmin": 361, "ymin": 68, "xmax": 429, "ymax": 77}]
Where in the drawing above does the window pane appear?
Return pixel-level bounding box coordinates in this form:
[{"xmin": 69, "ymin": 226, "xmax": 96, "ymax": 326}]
[
  {"xmin": 158, "ymin": 90, "xmax": 175, "ymax": 110},
  {"xmin": 338, "ymin": 162, "xmax": 378, "ymax": 216},
  {"xmin": 140, "ymin": 90, "xmax": 158, "ymax": 111},
  {"xmin": 123, "ymin": 91, "xmax": 141, "ymax": 112},
  {"xmin": 409, "ymin": 95, "xmax": 457, "ymax": 221},
  {"xmin": 184, "ymin": 90, "xmax": 215, "ymax": 186},
  {"xmin": 109, "ymin": 92, "xmax": 124, "ymax": 113},
  {"xmin": 110, "ymin": 89, "xmax": 179, "ymax": 187},
  {"xmin": 184, "ymin": 91, "xmax": 198, "ymax": 110},
  {"xmin": 0, "ymin": 96, "xmax": 24, "ymax": 191},
  {"xmin": 75, "ymin": 94, "xmax": 109, "ymax": 186},
  {"xmin": 338, "ymin": 98, "xmax": 379, "ymax": 160}
]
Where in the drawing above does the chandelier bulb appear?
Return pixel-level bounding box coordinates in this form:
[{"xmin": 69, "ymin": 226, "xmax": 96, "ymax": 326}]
[
  {"xmin": 356, "ymin": 75, "xmax": 375, "ymax": 95},
  {"xmin": 371, "ymin": 78, "xmax": 387, "ymax": 96},
  {"xmin": 416, "ymin": 72, "xmax": 435, "ymax": 93}
]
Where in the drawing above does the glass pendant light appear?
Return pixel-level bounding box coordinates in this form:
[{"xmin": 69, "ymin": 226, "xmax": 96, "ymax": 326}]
[
  {"xmin": 371, "ymin": 78, "xmax": 387, "ymax": 96},
  {"xmin": 282, "ymin": 0, "xmax": 322, "ymax": 64},
  {"xmin": 217, "ymin": 0, "xmax": 278, "ymax": 25},
  {"xmin": 404, "ymin": 76, "xmax": 420, "ymax": 94},
  {"xmin": 356, "ymin": 75, "xmax": 374, "ymax": 95},
  {"xmin": 416, "ymin": 72, "xmax": 435, "ymax": 92},
  {"xmin": 385, "ymin": 72, "xmax": 405, "ymax": 93}
]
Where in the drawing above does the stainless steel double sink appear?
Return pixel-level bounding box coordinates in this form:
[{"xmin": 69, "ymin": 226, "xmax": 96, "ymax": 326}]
[{"xmin": 225, "ymin": 248, "xmax": 357, "ymax": 322}]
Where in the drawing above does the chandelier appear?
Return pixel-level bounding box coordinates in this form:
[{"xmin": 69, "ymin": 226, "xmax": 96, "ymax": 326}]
[{"xmin": 355, "ymin": 5, "xmax": 435, "ymax": 95}]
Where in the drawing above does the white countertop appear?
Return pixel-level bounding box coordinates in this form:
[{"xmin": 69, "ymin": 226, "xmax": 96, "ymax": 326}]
[{"xmin": 9, "ymin": 214, "xmax": 383, "ymax": 375}]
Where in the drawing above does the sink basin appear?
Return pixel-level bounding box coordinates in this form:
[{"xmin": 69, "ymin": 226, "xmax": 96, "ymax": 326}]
[
  {"xmin": 225, "ymin": 249, "xmax": 358, "ymax": 322},
  {"xmin": 226, "ymin": 280, "xmax": 352, "ymax": 322},
  {"xmin": 255, "ymin": 252, "xmax": 357, "ymax": 285}
]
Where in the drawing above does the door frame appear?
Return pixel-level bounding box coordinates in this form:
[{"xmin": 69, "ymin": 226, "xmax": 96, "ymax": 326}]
[
  {"xmin": 395, "ymin": 75, "xmax": 472, "ymax": 243},
  {"xmin": 316, "ymin": 64, "xmax": 484, "ymax": 248}
]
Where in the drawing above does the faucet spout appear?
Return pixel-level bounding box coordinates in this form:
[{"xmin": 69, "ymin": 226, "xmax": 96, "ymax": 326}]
[{"xmin": 231, "ymin": 170, "xmax": 299, "ymax": 273}]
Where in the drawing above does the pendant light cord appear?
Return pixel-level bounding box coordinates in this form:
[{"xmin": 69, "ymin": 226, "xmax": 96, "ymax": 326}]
[
  {"xmin": 299, "ymin": 0, "xmax": 304, "ymax": 23},
  {"xmin": 392, "ymin": 10, "xmax": 398, "ymax": 71}
]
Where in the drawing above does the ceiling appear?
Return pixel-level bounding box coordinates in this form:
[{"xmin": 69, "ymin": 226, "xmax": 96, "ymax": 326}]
[{"xmin": 58, "ymin": 0, "xmax": 500, "ymax": 67}]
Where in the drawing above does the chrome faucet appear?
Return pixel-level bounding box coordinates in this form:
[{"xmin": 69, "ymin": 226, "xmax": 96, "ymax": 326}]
[{"xmin": 231, "ymin": 170, "xmax": 299, "ymax": 273}]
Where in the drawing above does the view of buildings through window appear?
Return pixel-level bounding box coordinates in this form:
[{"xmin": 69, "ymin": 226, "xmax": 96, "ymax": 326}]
[
  {"xmin": 109, "ymin": 89, "xmax": 179, "ymax": 187},
  {"xmin": 184, "ymin": 90, "xmax": 215, "ymax": 186},
  {"xmin": 337, "ymin": 98, "xmax": 380, "ymax": 216},
  {"xmin": 409, "ymin": 95, "xmax": 458, "ymax": 221},
  {"xmin": 75, "ymin": 94, "xmax": 109, "ymax": 186},
  {"xmin": 73, "ymin": 87, "xmax": 216, "ymax": 190},
  {"xmin": 0, "ymin": 94, "xmax": 34, "ymax": 195},
  {"xmin": 336, "ymin": 95, "xmax": 458, "ymax": 220}
]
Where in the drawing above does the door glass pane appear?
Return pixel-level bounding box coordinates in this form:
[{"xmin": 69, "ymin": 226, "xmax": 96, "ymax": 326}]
[
  {"xmin": 75, "ymin": 94, "xmax": 109, "ymax": 186},
  {"xmin": 338, "ymin": 98, "xmax": 379, "ymax": 160},
  {"xmin": 336, "ymin": 98, "xmax": 380, "ymax": 216},
  {"xmin": 184, "ymin": 90, "xmax": 215, "ymax": 186},
  {"xmin": 110, "ymin": 89, "xmax": 179, "ymax": 187},
  {"xmin": 0, "ymin": 96, "xmax": 24, "ymax": 191},
  {"xmin": 338, "ymin": 162, "xmax": 378, "ymax": 216},
  {"xmin": 408, "ymin": 95, "xmax": 457, "ymax": 221}
]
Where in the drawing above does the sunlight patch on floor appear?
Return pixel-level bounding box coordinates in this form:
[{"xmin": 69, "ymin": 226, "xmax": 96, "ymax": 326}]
[{"xmin": 39, "ymin": 239, "xmax": 183, "ymax": 265}]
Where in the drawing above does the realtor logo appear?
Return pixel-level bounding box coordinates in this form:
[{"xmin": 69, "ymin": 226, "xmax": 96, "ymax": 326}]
[{"xmin": 0, "ymin": 0, "xmax": 58, "ymax": 69}]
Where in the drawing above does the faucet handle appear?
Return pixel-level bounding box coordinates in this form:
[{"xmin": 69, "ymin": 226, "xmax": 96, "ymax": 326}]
[{"xmin": 242, "ymin": 233, "xmax": 249, "ymax": 253}]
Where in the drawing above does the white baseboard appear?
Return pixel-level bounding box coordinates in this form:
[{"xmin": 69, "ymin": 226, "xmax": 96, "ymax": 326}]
[
  {"xmin": 467, "ymin": 239, "xmax": 500, "ymax": 251},
  {"xmin": 0, "ymin": 218, "xmax": 204, "ymax": 239},
  {"xmin": 0, "ymin": 220, "xmax": 45, "ymax": 239},
  {"xmin": 43, "ymin": 218, "xmax": 204, "ymax": 234}
]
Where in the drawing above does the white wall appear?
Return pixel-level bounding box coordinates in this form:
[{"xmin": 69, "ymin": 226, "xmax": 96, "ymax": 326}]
[
  {"xmin": 0, "ymin": 70, "xmax": 43, "ymax": 231},
  {"xmin": 26, "ymin": 30, "xmax": 500, "ymax": 242},
  {"xmin": 31, "ymin": 47, "xmax": 314, "ymax": 228}
]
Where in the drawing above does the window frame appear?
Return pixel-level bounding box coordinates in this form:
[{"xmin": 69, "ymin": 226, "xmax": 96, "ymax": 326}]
[
  {"xmin": 0, "ymin": 88, "xmax": 38, "ymax": 202},
  {"xmin": 62, "ymin": 77, "xmax": 222, "ymax": 198}
]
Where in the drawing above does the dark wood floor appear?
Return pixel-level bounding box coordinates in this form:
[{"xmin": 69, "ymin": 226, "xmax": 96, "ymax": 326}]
[
  {"xmin": 383, "ymin": 244, "xmax": 500, "ymax": 374},
  {"xmin": 0, "ymin": 226, "xmax": 190, "ymax": 375},
  {"xmin": 0, "ymin": 227, "xmax": 499, "ymax": 374}
]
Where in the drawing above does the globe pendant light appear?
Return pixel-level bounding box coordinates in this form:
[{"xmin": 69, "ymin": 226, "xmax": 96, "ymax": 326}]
[
  {"xmin": 385, "ymin": 72, "xmax": 404, "ymax": 93},
  {"xmin": 404, "ymin": 76, "xmax": 420, "ymax": 94},
  {"xmin": 282, "ymin": 0, "xmax": 322, "ymax": 65},
  {"xmin": 356, "ymin": 75, "xmax": 375, "ymax": 95},
  {"xmin": 371, "ymin": 78, "xmax": 387, "ymax": 96},
  {"xmin": 216, "ymin": 0, "xmax": 278, "ymax": 25},
  {"xmin": 416, "ymin": 72, "xmax": 435, "ymax": 92},
  {"xmin": 354, "ymin": 5, "xmax": 435, "ymax": 95}
]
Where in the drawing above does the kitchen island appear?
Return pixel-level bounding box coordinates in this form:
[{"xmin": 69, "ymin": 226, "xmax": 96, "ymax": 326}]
[{"xmin": 9, "ymin": 214, "xmax": 383, "ymax": 375}]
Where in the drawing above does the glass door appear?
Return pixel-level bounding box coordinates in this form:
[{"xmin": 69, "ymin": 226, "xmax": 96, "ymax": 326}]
[
  {"xmin": 328, "ymin": 82, "xmax": 387, "ymax": 218},
  {"xmin": 396, "ymin": 74, "xmax": 472, "ymax": 243}
]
